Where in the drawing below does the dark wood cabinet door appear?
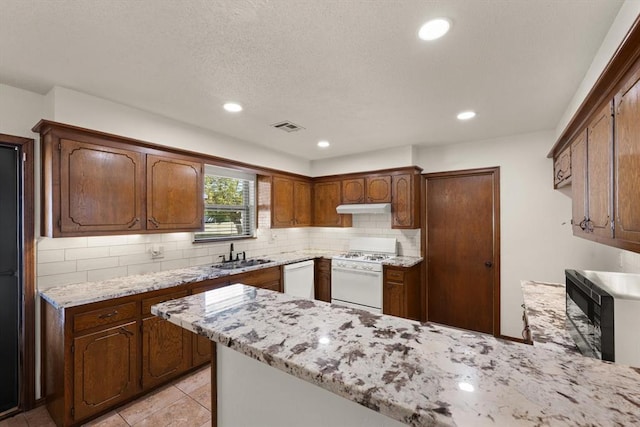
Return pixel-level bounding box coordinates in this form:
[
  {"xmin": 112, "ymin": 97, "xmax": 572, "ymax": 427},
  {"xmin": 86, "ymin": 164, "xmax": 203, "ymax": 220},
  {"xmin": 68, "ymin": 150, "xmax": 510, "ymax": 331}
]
[
  {"xmin": 615, "ymin": 69, "xmax": 640, "ymax": 243},
  {"xmin": 272, "ymin": 176, "xmax": 295, "ymax": 227},
  {"xmin": 342, "ymin": 178, "xmax": 365, "ymax": 204},
  {"xmin": 383, "ymin": 281, "xmax": 405, "ymax": 318},
  {"xmin": 73, "ymin": 322, "xmax": 139, "ymax": 422},
  {"xmin": 553, "ymin": 146, "xmax": 572, "ymax": 188},
  {"xmin": 571, "ymin": 130, "xmax": 588, "ymax": 235},
  {"xmin": 587, "ymin": 103, "xmax": 613, "ymax": 238},
  {"xmin": 146, "ymin": 154, "xmax": 203, "ymax": 231},
  {"xmin": 391, "ymin": 173, "xmax": 419, "ymax": 229},
  {"xmin": 60, "ymin": 139, "xmax": 144, "ymax": 233},
  {"xmin": 294, "ymin": 180, "xmax": 312, "ymax": 226},
  {"xmin": 314, "ymin": 181, "xmax": 343, "ymax": 226},
  {"xmin": 142, "ymin": 316, "xmax": 192, "ymax": 389},
  {"xmin": 314, "ymin": 258, "xmax": 331, "ymax": 302},
  {"xmin": 366, "ymin": 176, "xmax": 391, "ymax": 203}
]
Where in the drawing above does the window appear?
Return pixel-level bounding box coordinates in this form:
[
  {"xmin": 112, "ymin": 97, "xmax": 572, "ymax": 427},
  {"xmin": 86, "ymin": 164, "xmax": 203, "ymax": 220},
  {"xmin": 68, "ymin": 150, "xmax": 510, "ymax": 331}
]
[{"xmin": 194, "ymin": 165, "xmax": 256, "ymax": 242}]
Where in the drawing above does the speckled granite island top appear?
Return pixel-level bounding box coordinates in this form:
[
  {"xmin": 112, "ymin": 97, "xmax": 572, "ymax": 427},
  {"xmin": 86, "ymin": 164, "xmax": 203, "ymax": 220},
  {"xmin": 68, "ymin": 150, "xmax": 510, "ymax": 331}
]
[
  {"xmin": 40, "ymin": 250, "xmax": 422, "ymax": 309},
  {"xmin": 152, "ymin": 285, "xmax": 640, "ymax": 427},
  {"xmin": 521, "ymin": 281, "xmax": 579, "ymax": 355}
]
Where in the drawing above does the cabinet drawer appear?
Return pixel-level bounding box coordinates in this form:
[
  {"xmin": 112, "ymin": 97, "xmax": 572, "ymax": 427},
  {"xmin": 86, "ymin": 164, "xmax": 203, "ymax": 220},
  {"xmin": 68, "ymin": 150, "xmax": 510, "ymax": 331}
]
[
  {"xmin": 142, "ymin": 290, "xmax": 189, "ymax": 316},
  {"xmin": 385, "ymin": 269, "xmax": 405, "ymax": 282},
  {"xmin": 74, "ymin": 302, "xmax": 137, "ymax": 333}
]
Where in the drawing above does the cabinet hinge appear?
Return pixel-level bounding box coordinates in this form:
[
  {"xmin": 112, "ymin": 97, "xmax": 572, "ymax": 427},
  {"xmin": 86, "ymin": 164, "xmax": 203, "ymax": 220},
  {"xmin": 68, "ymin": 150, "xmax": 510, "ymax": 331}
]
[
  {"xmin": 22, "ymin": 152, "xmax": 26, "ymax": 162},
  {"xmin": 58, "ymin": 218, "xmax": 61, "ymax": 228},
  {"xmin": 71, "ymin": 344, "xmax": 74, "ymax": 354},
  {"xmin": 611, "ymin": 220, "xmax": 615, "ymax": 231},
  {"xmin": 71, "ymin": 407, "xmax": 75, "ymax": 417},
  {"xmin": 58, "ymin": 142, "xmax": 61, "ymax": 150}
]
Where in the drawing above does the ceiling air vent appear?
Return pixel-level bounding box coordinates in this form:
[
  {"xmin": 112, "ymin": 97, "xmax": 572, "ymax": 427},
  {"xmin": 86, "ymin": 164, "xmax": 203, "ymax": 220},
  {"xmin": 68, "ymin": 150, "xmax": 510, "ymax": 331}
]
[{"xmin": 272, "ymin": 121, "xmax": 305, "ymax": 133}]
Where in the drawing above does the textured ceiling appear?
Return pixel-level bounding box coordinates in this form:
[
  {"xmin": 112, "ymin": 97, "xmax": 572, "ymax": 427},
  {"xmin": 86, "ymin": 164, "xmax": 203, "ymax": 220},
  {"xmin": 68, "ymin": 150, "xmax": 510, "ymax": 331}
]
[{"xmin": 0, "ymin": 0, "xmax": 624, "ymax": 160}]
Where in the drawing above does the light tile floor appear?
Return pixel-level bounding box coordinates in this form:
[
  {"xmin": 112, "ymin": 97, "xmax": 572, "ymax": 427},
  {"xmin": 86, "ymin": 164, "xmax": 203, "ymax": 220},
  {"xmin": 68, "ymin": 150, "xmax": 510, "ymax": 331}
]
[{"xmin": 0, "ymin": 366, "xmax": 211, "ymax": 427}]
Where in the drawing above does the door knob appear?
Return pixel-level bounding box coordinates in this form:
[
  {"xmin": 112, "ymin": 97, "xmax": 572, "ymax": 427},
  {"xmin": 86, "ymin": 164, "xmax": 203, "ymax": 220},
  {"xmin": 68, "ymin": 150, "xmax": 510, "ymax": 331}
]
[{"xmin": 484, "ymin": 261, "xmax": 493, "ymax": 268}]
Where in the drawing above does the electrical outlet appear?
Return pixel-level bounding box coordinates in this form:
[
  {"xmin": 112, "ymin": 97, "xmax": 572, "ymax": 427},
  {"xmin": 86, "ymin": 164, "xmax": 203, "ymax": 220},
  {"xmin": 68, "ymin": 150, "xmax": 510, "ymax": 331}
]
[{"xmin": 150, "ymin": 245, "xmax": 164, "ymax": 259}]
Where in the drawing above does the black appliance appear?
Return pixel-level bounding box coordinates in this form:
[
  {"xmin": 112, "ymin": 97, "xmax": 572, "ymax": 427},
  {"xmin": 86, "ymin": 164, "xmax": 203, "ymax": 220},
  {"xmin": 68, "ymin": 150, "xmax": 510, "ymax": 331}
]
[{"xmin": 565, "ymin": 269, "xmax": 614, "ymax": 361}]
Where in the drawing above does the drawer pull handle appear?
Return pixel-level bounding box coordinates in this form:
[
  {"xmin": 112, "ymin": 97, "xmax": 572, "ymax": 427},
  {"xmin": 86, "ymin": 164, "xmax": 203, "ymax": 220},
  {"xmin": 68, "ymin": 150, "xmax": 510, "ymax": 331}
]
[
  {"xmin": 148, "ymin": 217, "xmax": 160, "ymax": 228},
  {"xmin": 127, "ymin": 217, "xmax": 140, "ymax": 228},
  {"xmin": 119, "ymin": 327, "xmax": 134, "ymax": 337},
  {"xmin": 98, "ymin": 311, "xmax": 118, "ymax": 319}
]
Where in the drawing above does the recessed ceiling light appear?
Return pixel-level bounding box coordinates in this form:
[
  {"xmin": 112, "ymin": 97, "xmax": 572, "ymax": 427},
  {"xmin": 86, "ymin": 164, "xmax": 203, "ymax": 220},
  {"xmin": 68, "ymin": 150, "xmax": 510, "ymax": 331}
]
[
  {"xmin": 418, "ymin": 18, "xmax": 451, "ymax": 41},
  {"xmin": 317, "ymin": 140, "xmax": 330, "ymax": 148},
  {"xmin": 457, "ymin": 111, "xmax": 476, "ymax": 120},
  {"xmin": 223, "ymin": 102, "xmax": 243, "ymax": 113}
]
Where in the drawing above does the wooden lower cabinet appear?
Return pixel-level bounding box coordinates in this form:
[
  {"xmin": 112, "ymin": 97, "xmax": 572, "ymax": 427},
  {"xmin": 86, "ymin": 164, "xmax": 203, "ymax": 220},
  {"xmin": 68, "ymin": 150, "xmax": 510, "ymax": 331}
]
[
  {"xmin": 382, "ymin": 263, "xmax": 421, "ymax": 320},
  {"xmin": 191, "ymin": 277, "xmax": 231, "ymax": 365},
  {"xmin": 314, "ymin": 258, "xmax": 331, "ymax": 302},
  {"xmin": 72, "ymin": 322, "xmax": 139, "ymax": 421},
  {"xmin": 141, "ymin": 317, "xmax": 192, "ymax": 389}
]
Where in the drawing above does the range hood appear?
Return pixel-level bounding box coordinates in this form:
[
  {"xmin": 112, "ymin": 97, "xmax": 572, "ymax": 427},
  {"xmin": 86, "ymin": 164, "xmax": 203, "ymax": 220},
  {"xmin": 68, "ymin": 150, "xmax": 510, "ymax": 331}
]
[{"xmin": 336, "ymin": 203, "xmax": 391, "ymax": 214}]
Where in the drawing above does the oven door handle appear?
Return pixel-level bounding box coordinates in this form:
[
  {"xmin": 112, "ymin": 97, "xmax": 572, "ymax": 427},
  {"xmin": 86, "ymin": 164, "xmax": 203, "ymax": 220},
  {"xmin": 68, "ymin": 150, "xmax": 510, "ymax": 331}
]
[{"xmin": 331, "ymin": 267, "xmax": 381, "ymax": 277}]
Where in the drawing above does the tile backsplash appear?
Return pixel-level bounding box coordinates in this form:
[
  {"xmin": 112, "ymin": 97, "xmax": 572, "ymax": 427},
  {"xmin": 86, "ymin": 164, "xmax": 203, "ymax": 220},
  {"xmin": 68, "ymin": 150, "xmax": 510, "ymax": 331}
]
[{"xmin": 36, "ymin": 213, "xmax": 420, "ymax": 289}]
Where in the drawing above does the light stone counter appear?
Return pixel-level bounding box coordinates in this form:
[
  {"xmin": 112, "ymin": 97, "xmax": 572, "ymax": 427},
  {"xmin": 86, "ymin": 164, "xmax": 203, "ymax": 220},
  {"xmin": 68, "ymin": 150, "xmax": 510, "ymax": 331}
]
[
  {"xmin": 152, "ymin": 284, "xmax": 640, "ymax": 427},
  {"xmin": 521, "ymin": 281, "xmax": 579, "ymax": 355},
  {"xmin": 39, "ymin": 249, "xmax": 421, "ymax": 309}
]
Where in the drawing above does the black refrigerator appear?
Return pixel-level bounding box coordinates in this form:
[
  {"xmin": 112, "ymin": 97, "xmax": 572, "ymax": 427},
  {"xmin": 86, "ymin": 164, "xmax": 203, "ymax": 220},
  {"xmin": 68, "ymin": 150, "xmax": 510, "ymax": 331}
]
[{"xmin": 0, "ymin": 145, "xmax": 20, "ymax": 414}]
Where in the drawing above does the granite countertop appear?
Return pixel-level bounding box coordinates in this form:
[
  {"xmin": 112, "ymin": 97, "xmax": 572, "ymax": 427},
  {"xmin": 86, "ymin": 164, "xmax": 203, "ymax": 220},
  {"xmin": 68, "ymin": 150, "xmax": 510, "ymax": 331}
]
[
  {"xmin": 39, "ymin": 248, "xmax": 423, "ymax": 309},
  {"xmin": 152, "ymin": 285, "xmax": 640, "ymax": 427},
  {"xmin": 521, "ymin": 281, "xmax": 579, "ymax": 355}
]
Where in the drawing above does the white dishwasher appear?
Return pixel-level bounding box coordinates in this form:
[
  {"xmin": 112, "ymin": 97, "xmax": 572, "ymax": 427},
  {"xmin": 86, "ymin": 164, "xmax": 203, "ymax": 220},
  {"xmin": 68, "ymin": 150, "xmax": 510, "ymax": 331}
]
[{"xmin": 283, "ymin": 260, "xmax": 315, "ymax": 299}]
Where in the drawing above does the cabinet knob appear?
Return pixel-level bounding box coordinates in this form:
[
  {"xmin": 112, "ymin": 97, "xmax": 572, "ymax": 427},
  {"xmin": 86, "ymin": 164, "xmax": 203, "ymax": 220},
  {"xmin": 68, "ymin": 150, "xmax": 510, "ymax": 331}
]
[{"xmin": 484, "ymin": 261, "xmax": 493, "ymax": 268}]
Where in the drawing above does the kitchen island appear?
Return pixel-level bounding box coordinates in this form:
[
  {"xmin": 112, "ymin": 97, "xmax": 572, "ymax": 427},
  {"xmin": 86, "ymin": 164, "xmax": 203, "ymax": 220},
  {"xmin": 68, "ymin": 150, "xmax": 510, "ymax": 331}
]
[{"xmin": 152, "ymin": 284, "xmax": 640, "ymax": 427}]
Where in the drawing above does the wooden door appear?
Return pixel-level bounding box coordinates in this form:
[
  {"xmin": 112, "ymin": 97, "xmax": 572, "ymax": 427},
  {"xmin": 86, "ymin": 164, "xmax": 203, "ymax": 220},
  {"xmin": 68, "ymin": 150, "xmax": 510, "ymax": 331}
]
[
  {"xmin": 391, "ymin": 173, "xmax": 419, "ymax": 228},
  {"xmin": 146, "ymin": 154, "xmax": 203, "ymax": 231},
  {"xmin": 272, "ymin": 176, "xmax": 294, "ymax": 227},
  {"xmin": 314, "ymin": 258, "xmax": 331, "ymax": 302},
  {"xmin": 293, "ymin": 180, "xmax": 312, "ymax": 226},
  {"xmin": 426, "ymin": 168, "xmax": 500, "ymax": 335},
  {"xmin": 383, "ymin": 281, "xmax": 405, "ymax": 318},
  {"xmin": 142, "ymin": 316, "xmax": 192, "ymax": 389},
  {"xmin": 570, "ymin": 131, "xmax": 588, "ymax": 235},
  {"xmin": 342, "ymin": 178, "xmax": 365, "ymax": 204},
  {"xmin": 586, "ymin": 103, "xmax": 613, "ymax": 238},
  {"xmin": 615, "ymin": 68, "xmax": 640, "ymax": 242},
  {"xmin": 60, "ymin": 139, "xmax": 144, "ymax": 233},
  {"xmin": 314, "ymin": 181, "xmax": 343, "ymax": 226},
  {"xmin": 553, "ymin": 146, "xmax": 572, "ymax": 187},
  {"xmin": 73, "ymin": 322, "xmax": 139, "ymax": 421},
  {"xmin": 366, "ymin": 176, "xmax": 391, "ymax": 203}
]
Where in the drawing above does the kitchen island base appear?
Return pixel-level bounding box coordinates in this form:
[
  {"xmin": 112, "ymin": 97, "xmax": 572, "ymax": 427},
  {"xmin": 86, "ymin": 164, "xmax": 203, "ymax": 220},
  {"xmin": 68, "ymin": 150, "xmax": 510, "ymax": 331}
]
[{"xmin": 212, "ymin": 343, "xmax": 406, "ymax": 427}]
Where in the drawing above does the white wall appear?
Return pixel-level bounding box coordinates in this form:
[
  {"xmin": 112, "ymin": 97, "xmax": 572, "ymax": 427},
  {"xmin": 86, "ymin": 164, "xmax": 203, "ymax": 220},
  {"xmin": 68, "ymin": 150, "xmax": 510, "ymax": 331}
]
[
  {"xmin": 416, "ymin": 130, "xmax": 627, "ymax": 337},
  {"xmin": 556, "ymin": 0, "xmax": 640, "ymax": 138},
  {"xmin": 310, "ymin": 144, "xmax": 417, "ymax": 177}
]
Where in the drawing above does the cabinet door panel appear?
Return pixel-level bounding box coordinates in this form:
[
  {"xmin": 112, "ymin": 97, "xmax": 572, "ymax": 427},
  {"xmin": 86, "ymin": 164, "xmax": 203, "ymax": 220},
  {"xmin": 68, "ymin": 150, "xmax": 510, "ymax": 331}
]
[
  {"xmin": 142, "ymin": 316, "xmax": 192, "ymax": 389},
  {"xmin": 615, "ymin": 71, "xmax": 640, "ymax": 242},
  {"xmin": 294, "ymin": 181, "xmax": 312, "ymax": 226},
  {"xmin": 553, "ymin": 147, "xmax": 571, "ymax": 187},
  {"xmin": 314, "ymin": 258, "xmax": 331, "ymax": 302},
  {"xmin": 342, "ymin": 179, "xmax": 365, "ymax": 204},
  {"xmin": 391, "ymin": 174, "xmax": 418, "ymax": 228},
  {"xmin": 366, "ymin": 176, "xmax": 392, "ymax": 203},
  {"xmin": 147, "ymin": 154, "xmax": 203, "ymax": 230},
  {"xmin": 383, "ymin": 281, "xmax": 405, "ymax": 318},
  {"xmin": 587, "ymin": 103, "xmax": 613, "ymax": 238},
  {"xmin": 272, "ymin": 176, "xmax": 294, "ymax": 227},
  {"xmin": 73, "ymin": 322, "xmax": 138, "ymax": 421},
  {"xmin": 314, "ymin": 181, "xmax": 343, "ymax": 226},
  {"xmin": 60, "ymin": 139, "xmax": 144, "ymax": 233},
  {"xmin": 571, "ymin": 131, "xmax": 588, "ymax": 235}
]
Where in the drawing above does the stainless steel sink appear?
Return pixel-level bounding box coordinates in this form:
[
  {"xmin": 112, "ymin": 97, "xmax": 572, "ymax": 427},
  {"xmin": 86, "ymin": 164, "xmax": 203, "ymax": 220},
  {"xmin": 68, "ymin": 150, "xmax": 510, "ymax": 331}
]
[{"xmin": 212, "ymin": 258, "xmax": 273, "ymax": 270}]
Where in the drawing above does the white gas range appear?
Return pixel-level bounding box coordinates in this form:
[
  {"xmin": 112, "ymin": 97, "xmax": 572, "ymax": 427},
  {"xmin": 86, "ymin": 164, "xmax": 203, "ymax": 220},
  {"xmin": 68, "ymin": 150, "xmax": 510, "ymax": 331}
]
[{"xmin": 331, "ymin": 237, "xmax": 397, "ymax": 313}]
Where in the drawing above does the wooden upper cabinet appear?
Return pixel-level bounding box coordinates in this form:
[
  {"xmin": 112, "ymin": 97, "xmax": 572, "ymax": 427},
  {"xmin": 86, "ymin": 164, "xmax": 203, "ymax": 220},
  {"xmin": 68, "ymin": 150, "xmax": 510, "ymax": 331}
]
[
  {"xmin": 586, "ymin": 102, "xmax": 613, "ymax": 238},
  {"xmin": 35, "ymin": 120, "xmax": 204, "ymax": 237},
  {"xmin": 365, "ymin": 176, "xmax": 392, "ymax": 203},
  {"xmin": 60, "ymin": 138, "xmax": 144, "ymax": 233},
  {"xmin": 342, "ymin": 178, "xmax": 365, "ymax": 204},
  {"xmin": 614, "ymin": 68, "xmax": 640, "ymax": 243},
  {"xmin": 570, "ymin": 130, "xmax": 588, "ymax": 235},
  {"xmin": 146, "ymin": 154, "xmax": 203, "ymax": 231},
  {"xmin": 314, "ymin": 180, "xmax": 352, "ymax": 227},
  {"xmin": 271, "ymin": 175, "xmax": 312, "ymax": 227},
  {"xmin": 294, "ymin": 180, "xmax": 312, "ymax": 226},
  {"xmin": 391, "ymin": 173, "xmax": 420, "ymax": 229},
  {"xmin": 553, "ymin": 145, "xmax": 571, "ymax": 188}
]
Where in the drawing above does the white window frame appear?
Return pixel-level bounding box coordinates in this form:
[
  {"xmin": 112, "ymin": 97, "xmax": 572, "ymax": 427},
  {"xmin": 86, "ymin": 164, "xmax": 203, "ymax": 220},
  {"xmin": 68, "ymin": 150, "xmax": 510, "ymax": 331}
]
[{"xmin": 194, "ymin": 165, "xmax": 256, "ymax": 242}]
